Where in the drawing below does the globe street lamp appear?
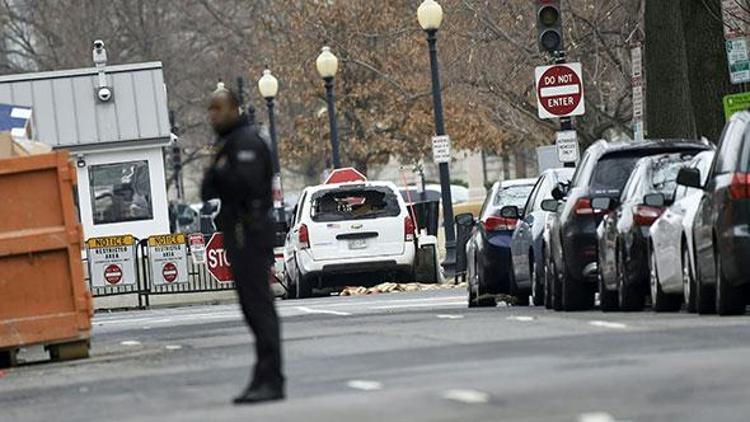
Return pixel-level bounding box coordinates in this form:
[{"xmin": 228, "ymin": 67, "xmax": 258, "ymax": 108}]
[
  {"xmin": 258, "ymin": 68, "xmax": 285, "ymax": 223},
  {"xmin": 316, "ymin": 46, "xmax": 341, "ymax": 169},
  {"xmin": 418, "ymin": 0, "xmax": 457, "ymax": 278}
]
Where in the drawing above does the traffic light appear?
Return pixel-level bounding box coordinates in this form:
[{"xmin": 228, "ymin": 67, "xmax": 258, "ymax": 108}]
[{"xmin": 537, "ymin": 0, "xmax": 563, "ymax": 54}]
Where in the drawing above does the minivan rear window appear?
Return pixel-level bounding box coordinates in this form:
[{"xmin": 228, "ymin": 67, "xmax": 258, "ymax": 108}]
[{"xmin": 310, "ymin": 187, "xmax": 401, "ymax": 222}]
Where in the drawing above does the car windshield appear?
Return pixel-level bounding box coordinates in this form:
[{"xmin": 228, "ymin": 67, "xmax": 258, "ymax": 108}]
[
  {"xmin": 311, "ymin": 187, "xmax": 401, "ymax": 222},
  {"xmin": 492, "ymin": 184, "xmax": 534, "ymax": 208}
]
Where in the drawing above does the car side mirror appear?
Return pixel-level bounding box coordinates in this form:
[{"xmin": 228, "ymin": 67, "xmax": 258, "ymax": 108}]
[
  {"xmin": 591, "ymin": 197, "xmax": 616, "ymax": 211},
  {"xmin": 499, "ymin": 205, "xmax": 521, "ymax": 219},
  {"xmin": 455, "ymin": 212, "xmax": 476, "ymax": 227},
  {"xmin": 177, "ymin": 215, "xmax": 194, "ymax": 226},
  {"xmin": 676, "ymin": 167, "xmax": 703, "ymax": 189},
  {"xmin": 643, "ymin": 193, "xmax": 666, "ymax": 208},
  {"xmin": 541, "ymin": 199, "xmax": 559, "ymax": 213}
]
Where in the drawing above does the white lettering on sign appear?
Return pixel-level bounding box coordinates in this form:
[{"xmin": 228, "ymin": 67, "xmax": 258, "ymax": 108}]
[{"xmin": 208, "ymin": 248, "xmax": 231, "ymax": 268}]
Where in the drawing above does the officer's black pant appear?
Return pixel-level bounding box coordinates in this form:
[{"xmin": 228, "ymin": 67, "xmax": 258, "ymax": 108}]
[{"xmin": 225, "ymin": 224, "xmax": 284, "ymax": 388}]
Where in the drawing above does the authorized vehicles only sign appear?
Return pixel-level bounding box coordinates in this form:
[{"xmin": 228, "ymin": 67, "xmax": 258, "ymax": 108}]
[
  {"xmin": 87, "ymin": 235, "xmax": 137, "ymax": 287},
  {"xmin": 148, "ymin": 234, "xmax": 189, "ymax": 285}
]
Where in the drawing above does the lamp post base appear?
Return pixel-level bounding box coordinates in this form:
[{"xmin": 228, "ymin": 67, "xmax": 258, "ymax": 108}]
[{"xmin": 441, "ymin": 239, "xmax": 457, "ymax": 281}]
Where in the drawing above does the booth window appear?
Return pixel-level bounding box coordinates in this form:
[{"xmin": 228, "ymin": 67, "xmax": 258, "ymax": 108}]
[{"xmin": 89, "ymin": 161, "xmax": 153, "ymax": 225}]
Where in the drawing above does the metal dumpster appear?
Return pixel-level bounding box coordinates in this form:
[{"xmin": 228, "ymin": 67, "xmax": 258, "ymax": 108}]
[{"xmin": 0, "ymin": 151, "xmax": 91, "ymax": 367}]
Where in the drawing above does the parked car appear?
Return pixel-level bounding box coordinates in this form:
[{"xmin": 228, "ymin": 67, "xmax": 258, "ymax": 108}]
[
  {"xmin": 284, "ymin": 179, "xmax": 416, "ymax": 298},
  {"xmin": 649, "ymin": 150, "xmax": 715, "ymax": 313},
  {"xmin": 680, "ymin": 111, "xmax": 750, "ymax": 315},
  {"xmin": 594, "ymin": 151, "xmax": 709, "ymax": 311},
  {"xmin": 509, "ymin": 168, "xmax": 575, "ymax": 306},
  {"xmin": 465, "ymin": 178, "xmax": 536, "ymax": 307},
  {"xmin": 544, "ymin": 139, "xmax": 712, "ymax": 311}
]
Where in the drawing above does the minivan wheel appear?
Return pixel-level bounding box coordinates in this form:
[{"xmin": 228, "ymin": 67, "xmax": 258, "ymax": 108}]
[
  {"xmin": 617, "ymin": 247, "xmax": 644, "ymax": 311},
  {"xmin": 296, "ymin": 268, "xmax": 313, "ymax": 299},
  {"xmin": 716, "ymin": 253, "xmax": 745, "ymax": 316},
  {"xmin": 650, "ymin": 248, "xmax": 681, "ymax": 312},
  {"xmin": 682, "ymin": 246, "xmax": 697, "ymax": 313}
]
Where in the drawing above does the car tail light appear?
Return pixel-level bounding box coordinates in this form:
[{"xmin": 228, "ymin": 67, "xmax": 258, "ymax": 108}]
[
  {"xmin": 404, "ymin": 215, "xmax": 416, "ymax": 241},
  {"xmin": 573, "ymin": 198, "xmax": 604, "ymax": 216},
  {"xmin": 298, "ymin": 224, "xmax": 310, "ymax": 249},
  {"xmin": 729, "ymin": 172, "xmax": 750, "ymax": 200},
  {"xmin": 633, "ymin": 205, "xmax": 664, "ymax": 227},
  {"xmin": 482, "ymin": 215, "xmax": 517, "ymax": 232}
]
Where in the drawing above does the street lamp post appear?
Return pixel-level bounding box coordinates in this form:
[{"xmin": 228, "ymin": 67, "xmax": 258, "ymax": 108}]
[
  {"xmin": 418, "ymin": 0, "xmax": 456, "ymax": 277},
  {"xmin": 258, "ymin": 68, "xmax": 286, "ymax": 223},
  {"xmin": 316, "ymin": 46, "xmax": 341, "ymax": 169}
]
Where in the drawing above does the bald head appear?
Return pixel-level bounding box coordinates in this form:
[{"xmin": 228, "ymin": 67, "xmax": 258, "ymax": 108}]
[{"xmin": 208, "ymin": 89, "xmax": 241, "ymax": 134}]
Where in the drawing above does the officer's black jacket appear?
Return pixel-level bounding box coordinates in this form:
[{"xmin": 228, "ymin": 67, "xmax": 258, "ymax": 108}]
[{"xmin": 201, "ymin": 115, "xmax": 273, "ymax": 232}]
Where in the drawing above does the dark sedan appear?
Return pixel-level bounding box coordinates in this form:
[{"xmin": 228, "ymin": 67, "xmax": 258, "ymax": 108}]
[
  {"xmin": 509, "ymin": 168, "xmax": 575, "ymax": 306},
  {"xmin": 546, "ymin": 139, "xmax": 713, "ymax": 311},
  {"xmin": 594, "ymin": 152, "xmax": 705, "ymax": 311},
  {"xmin": 680, "ymin": 111, "xmax": 750, "ymax": 315},
  {"xmin": 465, "ymin": 179, "xmax": 536, "ymax": 307}
]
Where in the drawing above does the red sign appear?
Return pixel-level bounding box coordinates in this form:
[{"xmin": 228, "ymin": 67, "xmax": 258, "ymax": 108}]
[
  {"xmin": 104, "ymin": 264, "xmax": 123, "ymax": 285},
  {"xmin": 206, "ymin": 233, "xmax": 234, "ymax": 283},
  {"xmin": 162, "ymin": 262, "xmax": 179, "ymax": 283},
  {"xmin": 535, "ymin": 63, "xmax": 585, "ymax": 119},
  {"xmin": 325, "ymin": 167, "xmax": 367, "ymax": 184}
]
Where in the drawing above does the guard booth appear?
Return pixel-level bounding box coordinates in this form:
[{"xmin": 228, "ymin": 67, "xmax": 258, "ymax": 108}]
[{"xmin": 0, "ymin": 61, "xmax": 172, "ymax": 240}]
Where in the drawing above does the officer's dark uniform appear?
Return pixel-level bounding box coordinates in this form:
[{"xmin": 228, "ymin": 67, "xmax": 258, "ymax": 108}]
[{"xmin": 201, "ymin": 114, "xmax": 284, "ymax": 394}]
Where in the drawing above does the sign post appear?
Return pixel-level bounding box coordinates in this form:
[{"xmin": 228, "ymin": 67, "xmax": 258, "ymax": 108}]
[
  {"xmin": 205, "ymin": 232, "xmax": 234, "ymax": 284},
  {"xmin": 86, "ymin": 235, "xmax": 137, "ymax": 287},
  {"xmin": 148, "ymin": 234, "xmax": 189, "ymax": 286},
  {"xmin": 631, "ymin": 44, "xmax": 646, "ymax": 142}
]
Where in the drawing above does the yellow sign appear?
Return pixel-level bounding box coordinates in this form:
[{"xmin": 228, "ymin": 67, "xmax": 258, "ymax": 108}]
[
  {"xmin": 87, "ymin": 235, "xmax": 135, "ymax": 249},
  {"xmin": 148, "ymin": 234, "xmax": 186, "ymax": 247}
]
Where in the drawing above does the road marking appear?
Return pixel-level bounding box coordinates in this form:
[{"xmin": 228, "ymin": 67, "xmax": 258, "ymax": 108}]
[
  {"xmin": 347, "ymin": 380, "xmax": 383, "ymax": 391},
  {"xmin": 507, "ymin": 316, "xmax": 535, "ymax": 322},
  {"xmin": 589, "ymin": 321, "xmax": 627, "ymax": 330},
  {"xmin": 120, "ymin": 340, "xmax": 142, "ymax": 347},
  {"xmin": 295, "ymin": 306, "xmax": 352, "ymax": 316},
  {"xmin": 441, "ymin": 389, "xmax": 490, "ymax": 404},
  {"xmin": 578, "ymin": 412, "xmax": 616, "ymax": 422},
  {"xmin": 370, "ymin": 301, "xmax": 466, "ymax": 310},
  {"xmin": 437, "ymin": 314, "xmax": 464, "ymax": 319},
  {"xmin": 165, "ymin": 345, "xmax": 182, "ymax": 350}
]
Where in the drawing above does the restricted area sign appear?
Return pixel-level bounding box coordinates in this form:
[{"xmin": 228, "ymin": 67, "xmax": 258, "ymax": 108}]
[
  {"xmin": 556, "ymin": 130, "xmax": 580, "ymax": 164},
  {"xmin": 206, "ymin": 232, "xmax": 234, "ymax": 283},
  {"xmin": 188, "ymin": 233, "xmax": 207, "ymax": 265},
  {"xmin": 535, "ymin": 62, "xmax": 586, "ymax": 119},
  {"xmin": 431, "ymin": 135, "xmax": 452, "ymax": 164},
  {"xmin": 86, "ymin": 235, "xmax": 137, "ymax": 287},
  {"xmin": 148, "ymin": 234, "xmax": 189, "ymax": 286}
]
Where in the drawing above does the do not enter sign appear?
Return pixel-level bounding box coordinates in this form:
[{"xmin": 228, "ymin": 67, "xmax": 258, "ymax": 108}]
[
  {"xmin": 535, "ymin": 62, "xmax": 586, "ymax": 119},
  {"xmin": 206, "ymin": 232, "xmax": 234, "ymax": 283},
  {"xmin": 104, "ymin": 264, "xmax": 123, "ymax": 285}
]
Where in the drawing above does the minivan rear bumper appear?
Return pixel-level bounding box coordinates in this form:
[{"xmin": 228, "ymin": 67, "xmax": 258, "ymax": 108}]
[{"xmin": 298, "ymin": 243, "xmax": 416, "ymax": 276}]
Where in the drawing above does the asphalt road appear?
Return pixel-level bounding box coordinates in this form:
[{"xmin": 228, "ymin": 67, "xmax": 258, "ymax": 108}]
[{"xmin": 2, "ymin": 289, "xmax": 750, "ymax": 422}]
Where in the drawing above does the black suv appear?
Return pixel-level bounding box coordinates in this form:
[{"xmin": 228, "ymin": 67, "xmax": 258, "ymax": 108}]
[
  {"xmin": 679, "ymin": 111, "xmax": 750, "ymax": 315},
  {"xmin": 545, "ymin": 139, "xmax": 711, "ymax": 311}
]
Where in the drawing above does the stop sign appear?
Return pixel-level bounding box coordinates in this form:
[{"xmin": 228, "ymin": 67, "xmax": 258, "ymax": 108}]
[
  {"xmin": 325, "ymin": 167, "xmax": 367, "ymax": 184},
  {"xmin": 535, "ymin": 62, "xmax": 585, "ymax": 119},
  {"xmin": 206, "ymin": 233, "xmax": 234, "ymax": 283}
]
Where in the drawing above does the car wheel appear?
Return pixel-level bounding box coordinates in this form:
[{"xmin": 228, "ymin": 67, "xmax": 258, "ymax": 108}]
[
  {"xmin": 550, "ymin": 259, "xmax": 564, "ymax": 311},
  {"xmin": 682, "ymin": 245, "xmax": 697, "ymax": 313},
  {"xmin": 715, "ymin": 251, "xmax": 745, "ymax": 316},
  {"xmin": 695, "ymin": 252, "xmax": 716, "ymax": 315},
  {"xmin": 531, "ymin": 259, "xmax": 545, "ymax": 306},
  {"xmin": 598, "ymin": 270, "xmax": 619, "ymax": 312},
  {"xmin": 544, "ymin": 253, "xmax": 553, "ymax": 309},
  {"xmin": 510, "ymin": 265, "xmax": 529, "ymax": 306},
  {"xmin": 617, "ymin": 246, "xmax": 644, "ymax": 311},
  {"xmin": 650, "ymin": 247, "xmax": 681, "ymax": 312},
  {"xmin": 469, "ymin": 261, "xmax": 496, "ymax": 308},
  {"xmin": 296, "ymin": 267, "xmax": 312, "ymax": 299}
]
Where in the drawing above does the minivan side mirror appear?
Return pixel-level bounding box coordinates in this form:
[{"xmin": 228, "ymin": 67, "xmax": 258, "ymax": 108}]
[
  {"xmin": 541, "ymin": 199, "xmax": 560, "ymax": 213},
  {"xmin": 676, "ymin": 167, "xmax": 703, "ymax": 189},
  {"xmin": 499, "ymin": 205, "xmax": 521, "ymax": 219},
  {"xmin": 591, "ymin": 197, "xmax": 616, "ymax": 211},
  {"xmin": 551, "ymin": 185, "xmax": 565, "ymax": 201},
  {"xmin": 643, "ymin": 193, "xmax": 666, "ymax": 208}
]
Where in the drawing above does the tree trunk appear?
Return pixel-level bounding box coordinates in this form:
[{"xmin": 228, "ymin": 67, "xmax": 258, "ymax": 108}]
[
  {"xmin": 680, "ymin": 0, "xmax": 739, "ymax": 142},
  {"xmin": 645, "ymin": 0, "xmax": 696, "ymax": 139}
]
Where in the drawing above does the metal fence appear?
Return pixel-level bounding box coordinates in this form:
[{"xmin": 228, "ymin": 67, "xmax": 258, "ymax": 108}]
[{"xmin": 85, "ymin": 238, "xmax": 235, "ymax": 308}]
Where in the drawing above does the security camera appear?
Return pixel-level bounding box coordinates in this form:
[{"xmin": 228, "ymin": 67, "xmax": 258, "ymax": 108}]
[
  {"xmin": 93, "ymin": 40, "xmax": 104, "ymax": 50},
  {"xmin": 92, "ymin": 40, "xmax": 107, "ymax": 68},
  {"xmin": 97, "ymin": 87, "xmax": 113, "ymax": 102}
]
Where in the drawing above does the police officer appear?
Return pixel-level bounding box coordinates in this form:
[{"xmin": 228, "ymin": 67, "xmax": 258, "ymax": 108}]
[{"xmin": 202, "ymin": 83, "xmax": 285, "ymax": 405}]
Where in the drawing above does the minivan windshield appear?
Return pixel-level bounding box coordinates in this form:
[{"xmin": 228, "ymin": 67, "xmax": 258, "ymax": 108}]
[{"xmin": 310, "ymin": 187, "xmax": 401, "ymax": 222}]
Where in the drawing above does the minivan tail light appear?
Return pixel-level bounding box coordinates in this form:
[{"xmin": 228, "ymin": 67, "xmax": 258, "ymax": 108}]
[
  {"xmin": 298, "ymin": 224, "xmax": 310, "ymax": 249},
  {"xmin": 573, "ymin": 197, "xmax": 604, "ymax": 216},
  {"xmin": 482, "ymin": 215, "xmax": 517, "ymax": 232},
  {"xmin": 633, "ymin": 205, "xmax": 664, "ymax": 227},
  {"xmin": 729, "ymin": 172, "xmax": 750, "ymax": 200},
  {"xmin": 404, "ymin": 215, "xmax": 416, "ymax": 241}
]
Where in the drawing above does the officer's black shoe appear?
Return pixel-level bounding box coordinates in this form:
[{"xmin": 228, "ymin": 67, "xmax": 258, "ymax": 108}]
[{"xmin": 233, "ymin": 383, "xmax": 285, "ymax": 405}]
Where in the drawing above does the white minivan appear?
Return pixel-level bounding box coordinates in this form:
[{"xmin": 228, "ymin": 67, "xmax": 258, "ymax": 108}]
[{"xmin": 284, "ymin": 179, "xmax": 416, "ymax": 298}]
